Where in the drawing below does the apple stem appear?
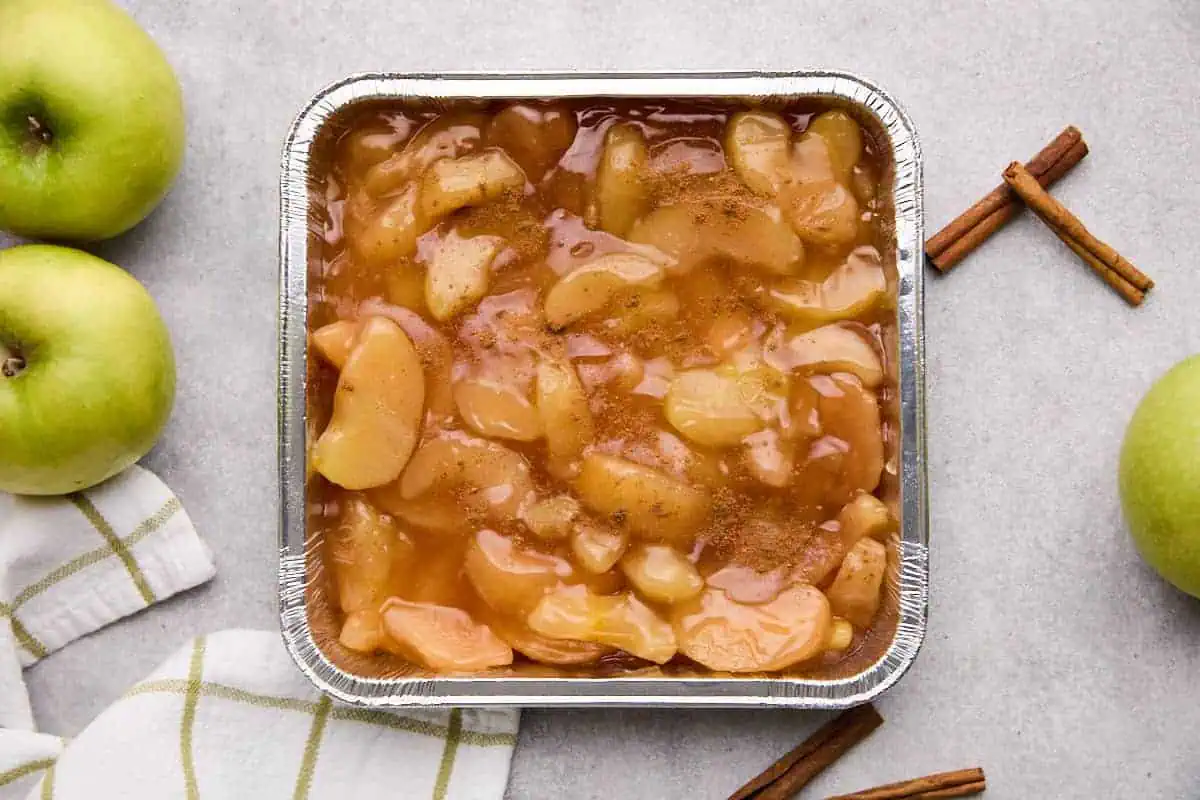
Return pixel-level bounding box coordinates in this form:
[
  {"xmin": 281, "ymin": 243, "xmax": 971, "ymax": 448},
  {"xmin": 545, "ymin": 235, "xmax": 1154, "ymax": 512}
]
[
  {"xmin": 1, "ymin": 357, "xmax": 22, "ymax": 378},
  {"xmin": 26, "ymin": 115, "xmax": 53, "ymax": 146},
  {"xmin": 0, "ymin": 342, "xmax": 23, "ymax": 378}
]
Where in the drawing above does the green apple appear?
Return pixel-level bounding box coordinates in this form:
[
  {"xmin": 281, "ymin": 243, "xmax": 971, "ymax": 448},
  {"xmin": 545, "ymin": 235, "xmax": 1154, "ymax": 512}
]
[
  {"xmin": 0, "ymin": 245, "xmax": 175, "ymax": 495},
  {"xmin": 1119, "ymin": 354, "xmax": 1200, "ymax": 597},
  {"xmin": 0, "ymin": 0, "xmax": 185, "ymax": 241}
]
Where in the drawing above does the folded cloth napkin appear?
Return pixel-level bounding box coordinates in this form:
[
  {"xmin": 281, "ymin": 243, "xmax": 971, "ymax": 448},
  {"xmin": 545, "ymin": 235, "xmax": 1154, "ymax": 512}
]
[
  {"xmin": 0, "ymin": 468, "xmax": 520, "ymax": 799},
  {"xmin": 0, "ymin": 466, "xmax": 216, "ymax": 731},
  {"xmin": 6, "ymin": 630, "xmax": 520, "ymax": 800}
]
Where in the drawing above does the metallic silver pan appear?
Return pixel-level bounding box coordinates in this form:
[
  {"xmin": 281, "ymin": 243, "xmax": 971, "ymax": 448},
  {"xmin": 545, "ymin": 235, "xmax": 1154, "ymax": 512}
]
[{"xmin": 279, "ymin": 72, "xmax": 927, "ymax": 708}]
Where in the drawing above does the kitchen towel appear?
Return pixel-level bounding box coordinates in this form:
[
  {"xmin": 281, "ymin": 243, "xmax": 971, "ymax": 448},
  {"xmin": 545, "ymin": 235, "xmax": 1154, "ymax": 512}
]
[
  {"xmin": 0, "ymin": 465, "xmax": 216, "ymax": 731},
  {"xmin": 7, "ymin": 630, "xmax": 520, "ymax": 800}
]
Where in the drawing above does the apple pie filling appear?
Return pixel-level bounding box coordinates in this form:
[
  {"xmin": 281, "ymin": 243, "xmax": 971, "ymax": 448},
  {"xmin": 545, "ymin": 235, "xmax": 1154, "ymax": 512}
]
[{"xmin": 307, "ymin": 99, "xmax": 899, "ymax": 676}]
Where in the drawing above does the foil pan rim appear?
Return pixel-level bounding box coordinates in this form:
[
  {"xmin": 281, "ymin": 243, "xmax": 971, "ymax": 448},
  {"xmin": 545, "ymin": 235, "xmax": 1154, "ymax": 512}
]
[{"xmin": 279, "ymin": 71, "xmax": 927, "ymax": 708}]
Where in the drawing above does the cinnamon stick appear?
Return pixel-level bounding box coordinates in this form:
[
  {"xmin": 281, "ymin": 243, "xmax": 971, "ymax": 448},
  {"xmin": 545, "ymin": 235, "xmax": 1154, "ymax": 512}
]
[
  {"xmin": 912, "ymin": 781, "xmax": 987, "ymax": 799},
  {"xmin": 929, "ymin": 139, "xmax": 1086, "ymax": 271},
  {"xmin": 1002, "ymin": 161, "xmax": 1153, "ymax": 304},
  {"xmin": 1054, "ymin": 226, "xmax": 1145, "ymax": 306},
  {"xmin": 824, "ymin": 768, "xmax": 986, "ymax": 799},
  {"xmin": 928, "ymin": 127, "xmax": 1087, "ymax": 271},
  {"xmin": 727, "ymin": 704, "xmax": 884, "ymax": 800}
]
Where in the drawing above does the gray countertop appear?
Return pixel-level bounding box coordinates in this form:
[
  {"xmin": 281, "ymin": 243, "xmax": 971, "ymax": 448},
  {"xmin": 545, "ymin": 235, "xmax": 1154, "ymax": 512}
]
[{"xmin": 16, "ymin": 0, "xmax": 1200, "ymax": 797}]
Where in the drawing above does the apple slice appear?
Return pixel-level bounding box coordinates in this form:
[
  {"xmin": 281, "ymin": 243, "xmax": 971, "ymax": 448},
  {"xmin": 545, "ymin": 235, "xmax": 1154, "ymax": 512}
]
[
  {"xmin": 620, "ymin": 544, "xmax": 703, "ymax": 604},
  {"xmin": 791, "ymin": 492, "xmax": 891, "ymax": 586},
  {"xmin": 665, "ymin": 368, "xmax": 762, "ymax": 448},
  {"xmin": 573, "ymin": 454, "xmax": 709, "ymax": 543},
  {"xmin": 328, "ymin": 495, "xmax": 415, "ymax": 654},
  {"xmin": 424, "ymin": 232, "xmax": 504, "ymax": 321},
  {"xmin": 312, "ymin": 316, "xmax": 425, "ymax": 490},
  {"xmin": 398, "ymin": 432, "xmax": 535, "ymax": 521},
  {"xmin": 595, "ymin": 123, "xmax": 649, "ymax": 236},
  {"xmin": 766, "ymin": 246, "xmax": 888, "ymax": 327},
  {"xmin": 464, "ymin": 531, "xmax": 560, "ymax": 616},
  {"xmin": 764, "ymin": 324, "xmax": 884, "ymax": 388},
  {"xmin": 838, "ymin": 492, "xmax": 893, "ymax": 542},
  {"xmin": 780, "ymin": 179, "xmax": 860, "ymax": 248},
  {"xmin": 480, "ymin": 609, "xmax": 610, "ymax": 666},
  {"xmin": 485, "ymin": 103, "xmax": 578, "ymax": 182},
  {"xmin": 743, "ymin": 428, "xmax": 796, "ymax": 488},
  {"xmin": 520, "ymin": 495, "xmax": 581, "ymax": 541},
  {"xmin": 380, "ymin": 599, "xmax": 513, "ymax": 672},
  {"xmin": 363, "ymin": 112, "xmax": 487, "ymax": 198},
  {"xmin": 801, "ymin": 110, "xmax": 863, "ymax": 183},
  {"xmin": 350, "ymin": 184, "xmax": 425, "ymax": 266},
  {"xmin": 454, "ymin": 377, "xmax": 542, "ymax": 442},
  {"xmin": 418, "ymin": 150, "xmax": 526, "ymax": 221},
  {"xmin": 725, "ymin": 110, "xmax": 792, "ymax": 196},
  {"xmin": 528, "ymin": 585, "xmax": 678, "ymax": 664},
  {"xmin": 339, "ymin": 609, "xmax": 385, "ymax": 653},
  {"xmin": 328, "ymin": 495, "xmax": 412, "ymax": 614},
  {"xmin": 825, "ymin": 538, "xmax": 888, "ymax": 628},
  {"xmin": 368, "ymin": 487, "xmax": 473, "ymax": 536},
  {"xmin": 535, "ymin": 358, "xmax": 594, "ymax": 474},
  {"xmin": 542, "ymin": 253, "xmax": 666, "ymax": 330},
  {"xmin": 465, "ymin": 528, "xmax": 580, "ymax": 617},
  {"xmin": 570, "ymin": 521, "xmax": 629, "ymax": 574},
  {"xmin": 672, "ymin": 584, "xmax": 833, "ymax": 672},
  {"xmin": 628, "ymin": 199, "xmax": 804, "ymax": 276},
  {"xmin": 788, "ymin": 374, "xmax": 885, "ymax": 513},
  {"xmin": 310, "ymin": 320, "xmax": 358, "ymax": 369}
]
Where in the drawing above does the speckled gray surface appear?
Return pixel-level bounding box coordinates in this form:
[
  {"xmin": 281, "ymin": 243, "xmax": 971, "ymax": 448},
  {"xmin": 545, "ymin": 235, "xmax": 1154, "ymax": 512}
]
[{"xmin": 7, "ymin": 0, "xmax": 1200, "ymax": 797}]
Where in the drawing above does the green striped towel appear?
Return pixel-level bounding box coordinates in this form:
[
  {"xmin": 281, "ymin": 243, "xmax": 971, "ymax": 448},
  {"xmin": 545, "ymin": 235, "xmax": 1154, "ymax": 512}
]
[
  {"xmin": 0, "ymin": 466, "xmax": 216, "ymax": 731},
  {"xmin": 6, "ymin": 631, "xmax": 519, "ymax": 799}
]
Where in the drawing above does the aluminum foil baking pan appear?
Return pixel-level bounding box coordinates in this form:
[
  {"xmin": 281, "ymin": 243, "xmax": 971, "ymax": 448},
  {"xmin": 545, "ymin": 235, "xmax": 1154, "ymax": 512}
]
[{"xmin": 279, "ymin": 71, "xmax": 927, "ymax": 708}]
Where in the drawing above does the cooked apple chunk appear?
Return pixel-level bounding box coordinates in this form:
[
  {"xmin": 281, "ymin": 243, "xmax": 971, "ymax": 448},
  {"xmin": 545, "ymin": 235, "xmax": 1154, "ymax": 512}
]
[
  {"xmin": 826, "ymin": 537, "xmax": 887, "ymax": 628},
  {"xmin": 310, "ymin": 319, "xmax": 358, "ymax": 369},
  {"xmin": 313, "ymin": 317, "xmax": 425, "ymax": 490},
  {"xmin": 381, "ymin": 599, "xmax": 513, "ymax": 672},
  {"xmin": 424, "ymin": 232, "xmax": 503, "ymax": 321},
  {"xmin": 767, "ymin": 246, "xmax": 888, "ymax": 327},
  {"xmin": 765, "ymin": 324, "xmax": 884, "ymax": 389},
  {"xmin": 363, "ymin": 112, "xmax": 487, "ymax": 198},
  {"xmin": 595, "ymin": 122, "xmax": 649, "ymax": 236},
  {"xmin": 781, "ymin": 179, "xmax": 860, "ymax": 248},
  {"xmin": 520, "ymin": 494, "xmax": 581, "ymax": 541},
  {"xmin": 479, "ymin": 608, "xmax": 609, "ymax": 666},
  {"xmin": 570, "ymin": 520, "xmax": 628, "ymax": 574},
  {"xmin": 418, "ymin": 150, "xmax": 526, "ymax": 220},
  {"xmin": 672, "ymin": 584, "xmax": 832, "ymax": 672},
  {"xmin": 664, "ymin": 363, "xmax": 787, "ymax": 448},
  {"xmin": 620, "ymin": 544, "xmax": 703, "ymax": 604},
  {"xmin": 543, "ymin": 253, "xmax": 667, "ymax": 330},
  {"xmin": 399, "ymin": 433, "xmax": 535, "ymax": 520},
  {"xmin": 464, "ymin": 529, "xmax": 577, "ymax": 617},
  {"xmin": 573, "ymin": 454, "xmax": 709, "ymax": 543},
  {"xmin": 328, "ymin": 495, "xmax": 412, "ymax": 614},
  {"xmin": 536, "ymin": 358, "xmax": 594, "ymax": 473},
  {"xmin": 629, "ymin": 199, "xmax": 804, "ymax": 276},
  {"xmin": 725, "ymin": 110, "xmax": 792, "ymax": 196},
  {"xmin": 454, "ymin": 378, "xmax": 542, "ymax": 442},
  {"xmin": 350, "ymin": 185, "xmax": 424, "ymax": 266},
  {"xmin": 801, "ymin": 109, "xmax": 863, "ymax": 183},
  {"xmin": 528, "ymin": 585, "xmax": 677, "ymax": 664}
]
